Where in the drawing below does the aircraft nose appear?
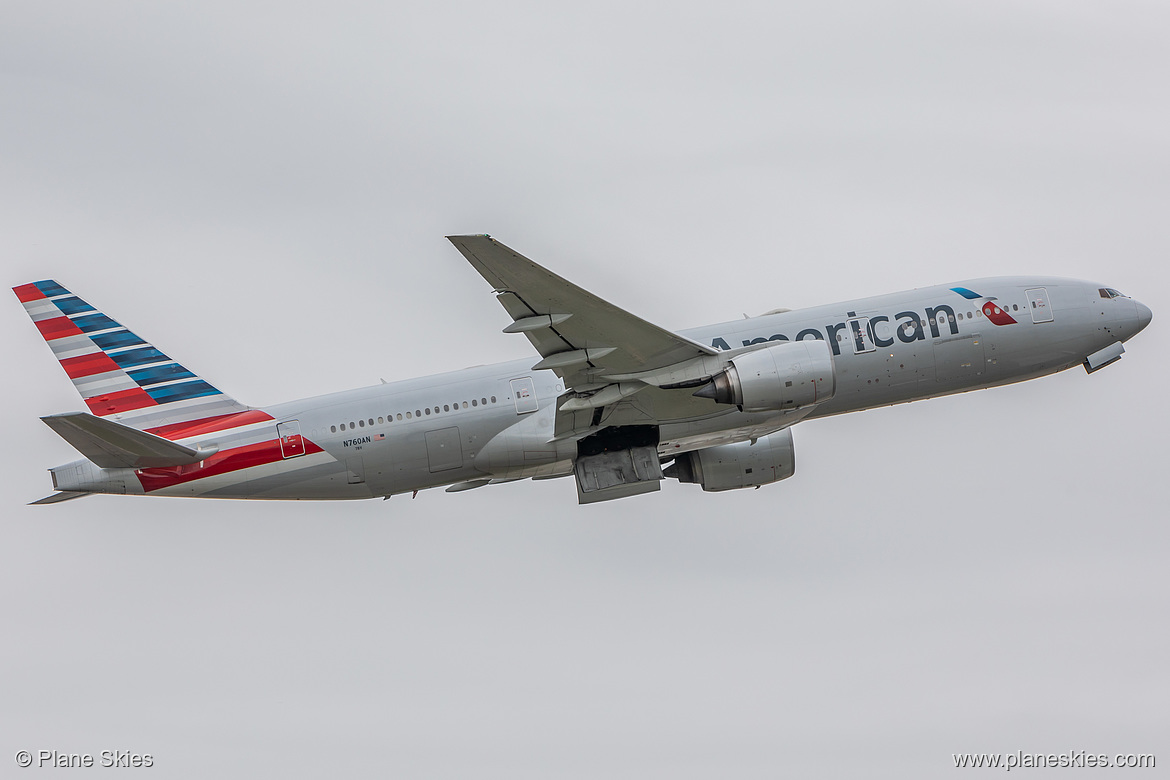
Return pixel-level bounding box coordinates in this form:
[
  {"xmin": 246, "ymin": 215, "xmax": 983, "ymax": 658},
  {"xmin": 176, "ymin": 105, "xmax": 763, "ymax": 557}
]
[{"xmin": 1135, "ymin": 301, "xmax": 1153, "ymax": 333}]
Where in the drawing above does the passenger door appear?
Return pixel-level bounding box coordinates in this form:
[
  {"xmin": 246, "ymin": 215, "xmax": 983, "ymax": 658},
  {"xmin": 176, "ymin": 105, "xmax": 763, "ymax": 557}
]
[
  {"xmin": 846, "ymin": 317, "xmax": 875, "ymax": 354},
  {"xmin": 510, "ymin": 377, "xmax": 539, "ymax": 414},
  {"xmin": 1025, "ymin": 288, "xmax": 1054, "ymax": 323},
  {"xmin": 277, "ymin": 420, "xmax": 306, "ymax": 459}
]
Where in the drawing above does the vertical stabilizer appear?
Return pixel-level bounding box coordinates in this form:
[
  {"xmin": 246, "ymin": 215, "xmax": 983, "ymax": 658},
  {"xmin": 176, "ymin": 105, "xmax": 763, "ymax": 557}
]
[{"xmin": 13, "ymin": 280, "xmax": 250, "ymax": 430}]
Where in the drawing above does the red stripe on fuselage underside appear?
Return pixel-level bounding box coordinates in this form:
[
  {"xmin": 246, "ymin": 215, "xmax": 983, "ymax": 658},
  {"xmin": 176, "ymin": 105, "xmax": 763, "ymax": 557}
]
[
  {"xmin": 136, "ymin": 438, "xmax": 325, "ymax": 492},
  {"xmin": 145, "ymin": 409, "xmax": 275, "ymax": 441},
  {"xmin": 84, "ymin": 387, "xmax": 157, "ymax": 416},
  {"xmin": 60, "ymin": 351, "xmax": 121, "ymax": 379},
  {"xmin": 35, "ymin": 316, "xmax": 84, "ymax": 341},
  {"xmin": 13, "ymin": 283, "xmax": 46, "ymax": 303}
]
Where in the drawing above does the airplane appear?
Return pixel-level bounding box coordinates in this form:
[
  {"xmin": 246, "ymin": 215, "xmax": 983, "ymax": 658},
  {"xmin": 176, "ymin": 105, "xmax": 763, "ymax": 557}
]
[{"xmin": 14, "ymin": 235, "xmax": 1152, "ymax": 505}]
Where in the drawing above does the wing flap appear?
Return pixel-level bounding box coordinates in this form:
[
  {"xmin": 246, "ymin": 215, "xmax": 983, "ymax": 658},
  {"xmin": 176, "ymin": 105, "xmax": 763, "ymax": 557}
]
[{"xmin": 41, "ymin": 412, "xmax": 218, "ymax": 469}]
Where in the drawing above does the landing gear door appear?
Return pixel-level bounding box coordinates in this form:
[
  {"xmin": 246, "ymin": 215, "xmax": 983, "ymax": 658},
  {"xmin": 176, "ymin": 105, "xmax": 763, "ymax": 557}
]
[
  {"xmin": 1025, "ymin": 288, "xmax": 1054, "ymax": 323},
  {"xmin": 277, "ymin": 420, "xmax": 305, "ymax": 459},
  {"xmin": 510, "ymin": 377, "xmax": 539, "ymax": 414}
]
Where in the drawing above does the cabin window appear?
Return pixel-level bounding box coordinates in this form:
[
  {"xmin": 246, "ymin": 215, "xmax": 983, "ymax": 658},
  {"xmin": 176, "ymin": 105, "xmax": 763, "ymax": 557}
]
[
  {"xmin": 444, "ymin": 404, "xmax": 450, "ymax": 412},
  {"xmin": 434, "ymin": 407, "xmax": 440, "ymax": 414},
  {"xmin": 330, "ymin": 425, "xmax": 337, "ymax": 433},
  {"xmin": 424, "ymin": 407, "xmax": 431, "ymax": 415},
  {"xmin": 358, "ymin": 419, "xmax": 365, "ymax": 427},
  {"xmin": 406, "ymin": 412, "xmax": 412, "ymax": 419},
  {"xmin": 378, "ymin": 416, "xmax": 383, "ymax": 424},
  {"xmin": 462, "ymin": 401, "xmax": 468, "ymax": 409},
  {"xmin": 472, "ymin": 399, "xmax": 478, "ymax": 406},
  {"xmin": 491, "ymin": 396, "xmax": 496, "ymax": 403}
]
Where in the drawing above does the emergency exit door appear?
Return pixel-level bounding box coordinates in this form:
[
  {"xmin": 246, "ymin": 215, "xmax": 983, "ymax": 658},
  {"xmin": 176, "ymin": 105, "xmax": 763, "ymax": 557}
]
[{"xmin": 846, "ymin": 317, "xmax": 875, "ymax": 354}]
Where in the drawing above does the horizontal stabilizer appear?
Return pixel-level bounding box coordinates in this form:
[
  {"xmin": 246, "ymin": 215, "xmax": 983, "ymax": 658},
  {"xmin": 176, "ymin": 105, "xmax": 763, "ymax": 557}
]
[
  {"xmin": 41, "ymin": 412, "xmax": 218, "ymax": 469},
  {"xmin": 30, "ymin": 491, "xmax": 92, "ymax": 505}
]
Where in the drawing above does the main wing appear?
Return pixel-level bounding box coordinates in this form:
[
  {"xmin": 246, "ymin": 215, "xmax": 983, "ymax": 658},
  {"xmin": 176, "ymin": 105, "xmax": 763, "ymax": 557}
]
[{"xmin": 447, "ymin": 235, "xmax": 718, "ymax": 392}]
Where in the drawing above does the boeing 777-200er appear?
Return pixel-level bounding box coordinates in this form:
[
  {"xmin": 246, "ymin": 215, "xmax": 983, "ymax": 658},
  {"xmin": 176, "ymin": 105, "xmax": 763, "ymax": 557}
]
[{"xmin": 15, "ymin": 236, "xmax": 1152, "ymax": 505}]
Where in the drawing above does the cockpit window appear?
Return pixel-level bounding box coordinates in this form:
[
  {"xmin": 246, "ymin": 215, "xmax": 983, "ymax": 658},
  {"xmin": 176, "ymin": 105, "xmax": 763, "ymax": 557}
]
[{"xmin": 1099, "ymin": 288, "xmax": 1127, "ymax": 299}]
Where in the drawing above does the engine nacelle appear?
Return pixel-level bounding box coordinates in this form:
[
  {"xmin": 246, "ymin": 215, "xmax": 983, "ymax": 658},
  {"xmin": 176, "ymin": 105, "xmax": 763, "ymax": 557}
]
[
  {"xmin": 663, "ymin": 429, "xmax": 796, "ymax": 492},
  {"xmin": 694, "ymin": 339, "xmax": 835, "ymax": 413}
]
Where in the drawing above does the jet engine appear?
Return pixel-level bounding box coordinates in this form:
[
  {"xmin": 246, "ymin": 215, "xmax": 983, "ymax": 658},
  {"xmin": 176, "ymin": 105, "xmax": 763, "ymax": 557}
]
[
  {"xmin": 694, "ymin": 339, "xmax": 835, "ymax": 412},
  {"xmin": 663, "ymin": 429, "xmax": 795, "ymax": 492}
]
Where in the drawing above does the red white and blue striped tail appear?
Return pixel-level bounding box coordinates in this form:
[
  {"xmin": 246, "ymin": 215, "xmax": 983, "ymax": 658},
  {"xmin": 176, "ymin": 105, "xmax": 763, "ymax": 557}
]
[{"xmin": 13, "ymin": 280, "xmax": 249, "ymax": 429}]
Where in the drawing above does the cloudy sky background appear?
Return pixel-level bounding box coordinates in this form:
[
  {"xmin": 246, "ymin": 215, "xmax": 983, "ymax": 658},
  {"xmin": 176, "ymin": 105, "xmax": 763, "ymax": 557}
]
[{"xmin": 2, "ymin": 1, "xmax": 1166, "ymax": 776}]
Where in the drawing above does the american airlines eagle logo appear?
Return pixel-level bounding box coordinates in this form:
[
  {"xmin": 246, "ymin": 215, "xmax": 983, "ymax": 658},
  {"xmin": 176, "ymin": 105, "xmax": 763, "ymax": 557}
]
[{"xmin": 951, "ymin": 287, "xmax": 1018, "ymax": 326}]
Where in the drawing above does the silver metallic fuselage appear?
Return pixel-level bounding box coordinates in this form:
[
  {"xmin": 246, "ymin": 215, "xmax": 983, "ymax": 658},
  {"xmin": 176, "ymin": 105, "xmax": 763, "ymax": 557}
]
[{"xmin": 49, "ymin": 276, "xmax": 1151, "ymax": 500}]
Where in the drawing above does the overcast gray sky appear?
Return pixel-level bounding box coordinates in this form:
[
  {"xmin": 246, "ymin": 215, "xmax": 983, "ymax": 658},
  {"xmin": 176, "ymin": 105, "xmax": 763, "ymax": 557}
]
[{"xmin": 2, "ymin": 1, "xmax": 1167, "ymax": 777}]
